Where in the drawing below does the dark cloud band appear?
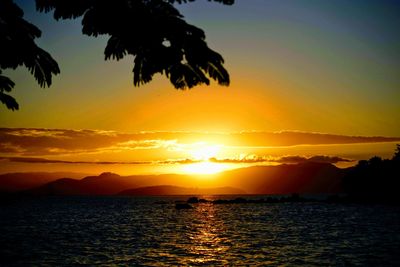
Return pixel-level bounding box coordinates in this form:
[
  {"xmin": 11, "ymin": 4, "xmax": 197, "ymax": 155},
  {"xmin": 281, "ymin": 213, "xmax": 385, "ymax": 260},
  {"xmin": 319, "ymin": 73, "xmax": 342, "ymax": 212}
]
[
  {"xmin": 1, "ymin": 127, "xmax": 399, "ymax": 156},
  {"xmin": 1, "ymin": 154, "xmax": 352, "ymax": 165}
]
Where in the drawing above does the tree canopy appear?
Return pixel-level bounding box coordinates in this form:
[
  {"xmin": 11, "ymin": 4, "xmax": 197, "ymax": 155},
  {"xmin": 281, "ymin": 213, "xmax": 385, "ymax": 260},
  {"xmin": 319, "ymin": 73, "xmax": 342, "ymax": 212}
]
[
  {"xmin": 0, "ymin": 0, "xmax": 60, "ymax": 110},
  {"xmin": 0, "ymin": 0, "xmax": 234, "ymax": 111},
  {"xmin": 343, "ymin": 145, "xmax": 400, "ymax": 203}
]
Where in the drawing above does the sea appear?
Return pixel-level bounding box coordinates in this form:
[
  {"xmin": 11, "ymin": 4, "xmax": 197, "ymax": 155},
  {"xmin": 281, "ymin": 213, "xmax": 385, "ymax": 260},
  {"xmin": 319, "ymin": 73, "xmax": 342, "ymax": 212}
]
[{"xmin": 1, "ymin": 196, "xmax": 399, "ymax": 266}]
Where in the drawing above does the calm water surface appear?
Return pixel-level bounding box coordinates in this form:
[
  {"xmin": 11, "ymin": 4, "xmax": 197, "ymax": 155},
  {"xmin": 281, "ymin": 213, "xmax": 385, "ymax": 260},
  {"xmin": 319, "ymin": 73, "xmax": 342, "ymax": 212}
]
[{"xmin": 1, "ymin": 196, "xmax": 399, "ymax": 266}]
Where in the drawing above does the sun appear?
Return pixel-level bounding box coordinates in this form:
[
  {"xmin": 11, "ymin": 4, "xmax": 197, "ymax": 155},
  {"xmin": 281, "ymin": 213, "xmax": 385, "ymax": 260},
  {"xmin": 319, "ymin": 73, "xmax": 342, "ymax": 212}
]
[
  {"xmin": 180, "ymin": 143, "xmax": 229, "ymax": 174},
  {"xmin": 189, "ymin": 143, "xmax": 221, "ymax": 160},
  {"xmin": 182, "ymin": 162, "xmax": 230, "ymax": 175}
]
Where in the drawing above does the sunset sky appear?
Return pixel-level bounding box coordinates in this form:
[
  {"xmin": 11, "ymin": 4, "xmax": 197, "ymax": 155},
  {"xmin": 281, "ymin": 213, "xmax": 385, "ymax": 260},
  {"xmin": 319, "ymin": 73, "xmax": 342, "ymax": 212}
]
[{"xmin": 1, "ymin": 0, "xmax": 399, "ymax": 175}]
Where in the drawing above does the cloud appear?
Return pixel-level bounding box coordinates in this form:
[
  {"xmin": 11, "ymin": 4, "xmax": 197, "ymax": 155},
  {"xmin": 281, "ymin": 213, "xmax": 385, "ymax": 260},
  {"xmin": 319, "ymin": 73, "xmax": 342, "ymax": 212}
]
[
  {"xmin": 115, "ymin": 139, "xmax": 178, "ymax": 150},
  {"xmin": 209, "ymin": 155, "xmax": 269, "ymax": 164},
  {"xmin": 209, "ymin": 154, "xmax": 353, "ymax": 164},
  {"xmin": 0, "ymin": 128, "xmax": 182, "ymax": 156},
  {"xmin": 0, "ymin": 156, "xmax": 146, "ymax": 164},
  {"xmin": 227, "ymin": 130, "xmax": 400, "ymax": 147},
  {"xmin": 0, "ymin": 143, "xmax": 24, "ymax": 153},
  {"xmin": 0, "ymin": 155, "xmax": 351, "ymax": 166},
  {"xmin": 0, "ymin": 156, "xmax": 201, "ymax": 165},
  {"xmin": 276, "ymin": 155, "xmax": 352, "ymax": 164},
  {"xmin": 1, "ymin": 127, "xmax": 399, "ymax": 157},
  {"xmin": 159, "ymin": 158, "xmax": 202, "ymax": 165}
]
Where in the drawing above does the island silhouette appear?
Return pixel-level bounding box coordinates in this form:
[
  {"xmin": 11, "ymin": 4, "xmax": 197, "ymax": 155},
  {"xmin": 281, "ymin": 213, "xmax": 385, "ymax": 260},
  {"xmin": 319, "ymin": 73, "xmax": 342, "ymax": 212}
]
[
  {"xmin": 1, "ymin": 162, "xmax": 344, "ymax": 196},
  {"xmin": 1, "ymin": 145, "xmax": 398, "ymax": 205}
]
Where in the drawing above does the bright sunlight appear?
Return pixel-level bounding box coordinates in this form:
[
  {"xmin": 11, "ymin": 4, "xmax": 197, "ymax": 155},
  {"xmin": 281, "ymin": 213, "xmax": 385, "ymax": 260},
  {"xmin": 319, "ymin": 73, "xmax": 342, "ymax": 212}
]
[
  {"xmin": 182, "ymin": 162, "xmax": 231, "ymax": 175},
  {"xmin": 189, "ymin": 143, "xmax": 221, "ymax": 160},
  {"xmin": 180, "ymin": 143, "xmax": 231, "ymax": 174}
]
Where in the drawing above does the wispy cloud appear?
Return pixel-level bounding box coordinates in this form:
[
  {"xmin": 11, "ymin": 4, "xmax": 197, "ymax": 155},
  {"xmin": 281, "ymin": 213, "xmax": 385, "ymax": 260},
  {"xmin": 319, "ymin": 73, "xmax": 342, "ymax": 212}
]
[
  {"xmin": 209, "ymin": 155, "xmax": 353, "ymax": 164},
  {"xmin": 0, "ymin": 156, "xmax": 147, "ymax": 164},
  {"xmin": 0, "ymin": 156, "xmax": 201, "ymax": 165},
  {"xmin": 1, "ymin": 128, "xmax": 399, "ymax": 157},
  {"xmin": 0, "ymin": 154, "xmax": 351, "ymax": 165},
  {"xmin": 209, "ymin": 155, "xmax": 269, "ymax": 164},
  {"xmin": 276, "ymin": 155, "xmax": 352, "ymax": 164},
  {"xmin": 115, "ymin": 140, "xmax": 178, "ymax": 150},
  {"xmin": 0, "ymin": 128, "xmax": 182, "ymax": 156}
]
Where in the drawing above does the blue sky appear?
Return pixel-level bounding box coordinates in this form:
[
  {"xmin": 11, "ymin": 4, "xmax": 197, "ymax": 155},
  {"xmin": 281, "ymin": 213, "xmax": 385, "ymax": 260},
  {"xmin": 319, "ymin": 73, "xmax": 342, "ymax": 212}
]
[{"xmin": 2, "ymin": 0, "xmax": 399, "ymax": 136}]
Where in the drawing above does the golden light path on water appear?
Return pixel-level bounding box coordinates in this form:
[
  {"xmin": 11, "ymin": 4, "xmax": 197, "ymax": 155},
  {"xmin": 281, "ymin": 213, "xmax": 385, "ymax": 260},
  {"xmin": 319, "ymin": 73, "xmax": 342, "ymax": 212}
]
[{"xmin": 186, "ymin": 203, "xmax": 230, "ymax": 265}]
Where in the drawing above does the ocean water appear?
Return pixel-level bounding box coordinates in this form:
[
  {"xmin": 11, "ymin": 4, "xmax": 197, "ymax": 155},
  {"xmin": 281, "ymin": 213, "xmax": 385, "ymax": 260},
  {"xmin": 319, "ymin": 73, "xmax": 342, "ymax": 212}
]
[{"xmin": 1, "ymin": 196, "xmax": 399, "ymax": 266}]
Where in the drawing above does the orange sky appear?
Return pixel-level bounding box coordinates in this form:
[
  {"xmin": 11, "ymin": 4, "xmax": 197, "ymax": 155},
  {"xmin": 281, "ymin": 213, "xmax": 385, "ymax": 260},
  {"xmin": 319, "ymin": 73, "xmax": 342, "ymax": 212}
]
[
  {"xmin": 1, "ymin": 1, "xmax": 399, "ymax": 176},
  {"xmin": 0, "ymin": 128, "xmax": 399, "ymax": 175},
  {"xmin": 1, "ymin": 1, "xmax": 399, "ymax": 136}
]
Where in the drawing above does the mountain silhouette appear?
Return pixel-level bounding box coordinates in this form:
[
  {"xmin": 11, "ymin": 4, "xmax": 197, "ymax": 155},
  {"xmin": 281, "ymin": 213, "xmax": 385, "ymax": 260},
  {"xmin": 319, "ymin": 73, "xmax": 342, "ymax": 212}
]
[
  {"xmin": 0, "ymin": 172, "xmax": 88, "ymax": 192},
  {"xmin": 1, "ymin": 162, "xmax": 349, "ymax": 196},
  {"xmin": 216, "ymin": 162, "xmax": 346, "ymax": 194},
  {"xmin": 25, "ymin": 172, "xmax": 141, "ymax": 196},
  {"xmin": 22, "ymin": 172, "xmax": 195, "ymax": 196}
]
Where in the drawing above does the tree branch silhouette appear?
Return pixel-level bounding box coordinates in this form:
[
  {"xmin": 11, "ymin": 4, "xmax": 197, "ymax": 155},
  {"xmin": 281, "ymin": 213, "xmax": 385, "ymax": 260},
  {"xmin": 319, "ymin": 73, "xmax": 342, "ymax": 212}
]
[
  {"xmin": 0, "ymin": 0, "xmax": 233, "ymax": 110},
  {"xmin": 0, "ymin": 0, "xmax": 60, "ymax": 111},
  {"xmin": 0, "ymin": 71, "xmax": 19, "ymax": 111}
]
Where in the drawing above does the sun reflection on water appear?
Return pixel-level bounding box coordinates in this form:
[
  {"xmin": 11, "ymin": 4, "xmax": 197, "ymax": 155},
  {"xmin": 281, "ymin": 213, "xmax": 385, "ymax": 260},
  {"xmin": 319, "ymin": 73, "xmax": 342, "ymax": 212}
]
[
  {"xmin": 2, "ymin": 197, "xmax": 399, "ymax": 265},
  {"xmin": 184, "ymin": 203, "xmax": 231, "ymax": 265}
]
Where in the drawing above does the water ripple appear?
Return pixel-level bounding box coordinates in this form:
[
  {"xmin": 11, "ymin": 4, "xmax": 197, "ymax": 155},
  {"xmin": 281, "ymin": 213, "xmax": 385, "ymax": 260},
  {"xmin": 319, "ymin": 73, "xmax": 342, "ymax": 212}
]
[{"xmin": 1, "ymin": 196, "xmax": 400, "ymax": 266}]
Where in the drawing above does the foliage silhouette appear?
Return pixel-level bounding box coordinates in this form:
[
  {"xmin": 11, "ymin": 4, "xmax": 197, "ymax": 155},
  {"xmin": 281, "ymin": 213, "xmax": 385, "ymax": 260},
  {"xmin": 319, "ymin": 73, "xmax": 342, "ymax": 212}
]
[
  {"xmin": 0, "ymin": 71, "xmax": 19, "ymax": 111},
  {"xmin": 0, "ymin": 0, "xmax": 233, "ymax": 110},
  {"xmin": 393, "ymin": 144, "xmax": 400, "ymax": 161},
  {"xmin": 343, "ymin": 145, "xmax": 400, "ymax": 203},
  {"xmin": 0, "ymin": 0, "xmax": 60, "ymax": 111}
]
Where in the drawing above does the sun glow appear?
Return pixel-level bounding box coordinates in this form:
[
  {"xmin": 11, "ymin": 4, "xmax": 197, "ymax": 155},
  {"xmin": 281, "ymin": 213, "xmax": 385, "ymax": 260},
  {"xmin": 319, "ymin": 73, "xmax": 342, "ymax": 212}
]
[
  {"xmin": 180, "ymin": 143, "xmax": 228, "ymax": 174},
  {"xmin": 182, "ymin": 162, "xmax": 230, "ymax": 175},
  {"xmin": 189, "ymin": 143, "xmax": 221, "ymax": 160}
]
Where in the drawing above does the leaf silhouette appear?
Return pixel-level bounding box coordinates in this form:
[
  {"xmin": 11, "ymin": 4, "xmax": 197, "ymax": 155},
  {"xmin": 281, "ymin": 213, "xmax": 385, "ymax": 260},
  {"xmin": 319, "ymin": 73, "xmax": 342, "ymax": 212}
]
[
  {"xmin": 0, "ymin": 0, "xmax": 60, "ymax": 110},
  {"xmin": 0, "ymin": 71, "xmax": 18, "ymax": 111},
  {"xmin": 36, "ymin": 0, "xmax": 230, "ymax": 89},
  {"xmin": 1, "ymin": 0, "xmax": 233, "ymax": 110}
]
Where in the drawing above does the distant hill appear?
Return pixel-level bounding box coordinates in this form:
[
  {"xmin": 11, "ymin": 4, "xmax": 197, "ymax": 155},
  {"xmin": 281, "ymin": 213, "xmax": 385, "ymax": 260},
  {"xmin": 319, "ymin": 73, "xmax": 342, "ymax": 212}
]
[
  {"xmin": 25, "ymin": 172, "xmax": 144, "ymax": 196},
  {"xmin": 23, "ymin": 172, "xmax": 194, "ymax": 196},
  {"xmin": 119, "ymin": 185, "xmax": 245, "ymax": 196},
  {"xmin": 2, "ymin": 162, "xmax": 349, "ymax": 196},
  {"xmin": 0, "ymin": 172, "xmax": 89, "ymax": 192},
  {"xmin": 216, "ymin": 162, "xmax": 347, "ymax": 194},
  {"xmin": 25, "ymin": 173, "xmax": 245, "ymax": 196}
]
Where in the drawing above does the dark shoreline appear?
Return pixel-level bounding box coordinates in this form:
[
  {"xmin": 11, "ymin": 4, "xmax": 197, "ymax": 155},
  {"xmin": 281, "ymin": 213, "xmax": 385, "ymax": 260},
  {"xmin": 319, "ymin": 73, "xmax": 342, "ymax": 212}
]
[
  {"xmin": 179, "ymin": 194, "xmax": 400, "ymax": 207},
  {"xmin": 2, "ymin": 192, "xmax": 399, "ymax": 207}
]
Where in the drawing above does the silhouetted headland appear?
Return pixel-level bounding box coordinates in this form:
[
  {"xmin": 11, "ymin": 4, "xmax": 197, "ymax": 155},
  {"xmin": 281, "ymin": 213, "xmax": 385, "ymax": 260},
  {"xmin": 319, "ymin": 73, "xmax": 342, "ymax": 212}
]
[
  {"xmin": 341, "ymin": 144, "xmax": 400, "ymax": 204},
  {"xmin": 1, "ymin": 162, "xmax": 347, "ymax": 196},
  {"xmin": 1, "ymin": 145, "xmax": 399, "ymax": 205}
]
